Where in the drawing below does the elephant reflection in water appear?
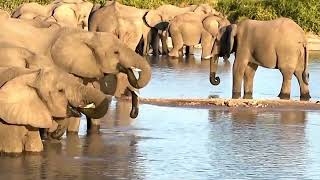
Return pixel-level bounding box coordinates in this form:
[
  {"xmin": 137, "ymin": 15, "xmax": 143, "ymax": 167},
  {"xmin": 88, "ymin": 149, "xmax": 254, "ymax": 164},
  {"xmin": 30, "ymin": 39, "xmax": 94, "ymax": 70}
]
[
  {"xmin": 148, "ymin": 55, "xmax": 231, "ymax": 73},
  {"xmin": 207, "ymin": 109, "xmax": 307, "ymax": 176}
]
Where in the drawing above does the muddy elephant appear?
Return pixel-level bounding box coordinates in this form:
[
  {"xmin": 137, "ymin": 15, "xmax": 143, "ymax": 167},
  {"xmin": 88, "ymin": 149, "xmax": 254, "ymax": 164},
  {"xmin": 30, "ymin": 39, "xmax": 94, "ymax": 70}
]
[
  {"xmin": 89, "ymin": 1, "xmax": 155, "ymax": 56},
  {"xmin": 11, "ymin": 0, "xmax": 94, "ymax": 30},
  {"xmin": 0, "ymin": 67, "xmax": 112, "ymax": 153},
  {"xmin": 210, "ymin": 18, "xmax": 310, "ymax": 100},
  {"xmin": 0, "ymin": 17, "xmax": 151, "ymax": 132},
  {"xmin": 168, "ymin": 13, "xmax": 230, "ymax": 59},
  {"xmin": 145, "ymin": 4, "xmax": 221, "ymax": 55}
]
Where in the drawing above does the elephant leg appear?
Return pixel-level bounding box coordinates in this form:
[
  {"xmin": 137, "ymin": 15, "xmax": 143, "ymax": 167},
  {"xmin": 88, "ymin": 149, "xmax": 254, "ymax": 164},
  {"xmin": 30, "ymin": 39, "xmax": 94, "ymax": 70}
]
[
  {"xmin": 150, "ymin": 28, "xmax": 160, "ymax": 57},
  {"xmin": 168, "ymin": 27, "xmax": 183, "ymax": 58},
  {"xmin": 87, "ymin": 117, "xmax": 100, "ymax": 134},
  {"xmin": 0, "ymin": 122, "xmax": 27, "ymax": 153},
  {"xmin": 278, "ymin": 68, "xmax": 294, "ymax": 99},
  {"xmin": 201, "ymin": 32, "xmax": 214, "ymax": 60},
  {"xmin": 161, "ymin": 30, "xmax": 169, "ymax": 55},
  {"xmin": 243, "ymin": 63, "xmax": 258, "ymax": 99},
  {"xmin": 294, "ymin": 71, "xmax": 310, "ymax": 101},
  {"xmin": 232, "ymin": 53, "xmax": 250, "ymax": 99},
  {"xmin": 67, "ymin": 117, "xmax": 81, "ymax": 135},
  {"xmin": 186, "ymin": 46, "xmax": 195, "ymax": 56},
  {"xmin": 25, "ymin": 127, "xmax": 43, "ymax": 152}
]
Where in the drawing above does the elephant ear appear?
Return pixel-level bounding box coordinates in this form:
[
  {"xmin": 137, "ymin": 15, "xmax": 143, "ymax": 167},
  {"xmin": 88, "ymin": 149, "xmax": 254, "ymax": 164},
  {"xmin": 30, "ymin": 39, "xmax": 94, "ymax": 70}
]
[
  {"xmin": 219, "ymin": 24, "xmax": 237, "ymax": 58},
  {"xmin": 0, "ymin": 67, "xmax": 39, "ymax": 87},
  {"xmin": 0, "ymin": 70, "xmax": 52, "ymax": 128},
  {"xmin": 52, "ymin": 4, "xmax": 77, "ymax": 27},
  {"xmin": 203, "ymin": 16, "xmax": 220, "ymax": 37},
  {"xmin": 145, "ymin": 10, "xmax": 162, "ymax": 28}
]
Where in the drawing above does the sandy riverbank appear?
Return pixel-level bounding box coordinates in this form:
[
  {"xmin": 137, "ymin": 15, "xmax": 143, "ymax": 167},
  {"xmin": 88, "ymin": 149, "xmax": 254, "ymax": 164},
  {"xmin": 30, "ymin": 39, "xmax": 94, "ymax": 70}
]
[
  {"xmin": 138, "ymin": 98, "xmax": 320, "ymax": 110},
  {"xmin": 308, "ymin": 34, "xmax": 320, "ymax": 51}
]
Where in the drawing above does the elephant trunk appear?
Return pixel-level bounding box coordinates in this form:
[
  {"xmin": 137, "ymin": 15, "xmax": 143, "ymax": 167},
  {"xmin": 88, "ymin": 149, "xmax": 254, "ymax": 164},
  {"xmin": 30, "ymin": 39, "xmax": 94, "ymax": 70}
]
[
  {"xmin": 209, "ymin": 56, "xmax": 220, "ymax": 86},
  {"xmin": 77, "ymin": 86, "xmax": 112, "ymax": 119},
  {"xmin": 120, "ymin": 47, "xmax": 152, "ymax": 89}
]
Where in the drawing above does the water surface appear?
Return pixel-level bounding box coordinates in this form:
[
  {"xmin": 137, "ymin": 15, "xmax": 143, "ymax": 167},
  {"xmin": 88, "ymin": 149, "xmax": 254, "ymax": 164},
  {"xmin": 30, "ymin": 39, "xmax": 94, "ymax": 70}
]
[{"xmin": 1, "ymin": 52, "xmax": 320, "ymax": 179}]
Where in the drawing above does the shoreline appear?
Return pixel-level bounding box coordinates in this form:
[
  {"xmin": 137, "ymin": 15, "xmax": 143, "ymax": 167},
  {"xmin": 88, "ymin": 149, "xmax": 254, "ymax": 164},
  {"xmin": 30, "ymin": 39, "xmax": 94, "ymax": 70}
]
[
  {"xmin": 307, "ymin": 34, "xmax": 320, "ymax": 51},
  {"xmin": 134, "ymin": 97, "xmax": 320, "ymax": 110}
]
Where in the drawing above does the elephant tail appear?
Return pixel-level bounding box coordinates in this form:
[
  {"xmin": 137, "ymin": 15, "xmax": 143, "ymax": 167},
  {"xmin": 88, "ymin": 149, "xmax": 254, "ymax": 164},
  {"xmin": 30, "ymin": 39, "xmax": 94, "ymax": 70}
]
[{"xmin": 302, "ymin": 43, "xmax": 309, "ymax": 85}]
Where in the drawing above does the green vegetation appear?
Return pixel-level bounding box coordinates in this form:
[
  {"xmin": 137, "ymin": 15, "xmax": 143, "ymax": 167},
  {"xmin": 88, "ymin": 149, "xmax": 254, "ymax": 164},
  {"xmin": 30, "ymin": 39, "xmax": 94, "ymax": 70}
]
[
  {"xmin": 216, "ymin": 0, "xmax": 320, "ymax": 34},
  {"xmin": 1, "ymin": 0, "xmax": 319, "ymax": 33}
]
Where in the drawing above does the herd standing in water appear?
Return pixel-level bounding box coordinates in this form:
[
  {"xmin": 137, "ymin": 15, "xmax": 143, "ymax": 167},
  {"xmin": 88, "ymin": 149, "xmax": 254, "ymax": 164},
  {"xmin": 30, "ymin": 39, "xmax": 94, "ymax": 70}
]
[{"xmin": 0, "ymin": 0, "xmax": 310, "ymax": 153}]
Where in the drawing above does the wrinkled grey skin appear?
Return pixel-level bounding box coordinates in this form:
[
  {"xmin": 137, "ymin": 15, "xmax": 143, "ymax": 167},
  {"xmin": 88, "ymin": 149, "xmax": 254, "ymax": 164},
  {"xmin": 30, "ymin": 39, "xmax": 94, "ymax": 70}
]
[
  {"xmin": 0, "ymin": 67, "xmax": 111, "ymax": 153},
  {"xmin": 0, "ymin": 17, "xmax": 151, "ymax": 134},
  {"xmin": 89, "ymin": 1, "xmax": 153, "ymax": 56},
  {"xmin": 11, "ymin": 0, "xmax": 94, "ymax": 30},
  {"xmin": 211, "ymin": 18, "xmax": 310, "ymax": 100},
  {"xmin": 145, "ymin": 4, "xmax": 221, "ymax": 56},
  {"xmin": 168, "ymin": 13, "xmax": 230, "ymax": 59}
]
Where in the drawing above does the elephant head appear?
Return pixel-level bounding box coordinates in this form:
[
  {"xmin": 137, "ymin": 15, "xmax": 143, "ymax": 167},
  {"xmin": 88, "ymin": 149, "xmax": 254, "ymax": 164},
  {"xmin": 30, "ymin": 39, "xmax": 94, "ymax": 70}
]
[
  {"xmin": 0, "ymin": 67, "xmax": 112, "ymax": 130},
  {"xmin": 50, "ymin": 30, "xmax": 151, "ymax": 90},
  {"xmin": 144, "ymin": 5, "xmax": 191, "ymax": 31},
  {"xmin": 52, "ymin": 1, "xmax": 94, "ymax": 29},
  {"xmin": 210, "ymin": 23, "xmax": 237, "ymax": 86}
]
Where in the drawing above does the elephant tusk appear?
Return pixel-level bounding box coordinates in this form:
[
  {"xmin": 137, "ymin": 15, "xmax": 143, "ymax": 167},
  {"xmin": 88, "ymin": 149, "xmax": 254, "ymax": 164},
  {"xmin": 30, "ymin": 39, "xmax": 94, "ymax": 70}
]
[
  {"xmin": 130, "ymin": 67, "xmax": 142, "ymax": 72},
  {"xmin": 129, "ymin": 67, "xmax": 141, "ymax": 80},
  {"xmin": 82, "ymin": 103, "xmax": 96, "ymax": 109},
  {"xmin": 132, "ymin": 89, "xmax": 140, "ymax": 97}
]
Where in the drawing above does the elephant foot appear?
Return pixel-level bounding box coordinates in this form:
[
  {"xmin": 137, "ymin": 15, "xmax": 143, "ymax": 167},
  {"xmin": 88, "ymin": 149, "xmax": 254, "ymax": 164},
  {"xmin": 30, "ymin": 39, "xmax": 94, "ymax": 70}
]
[
  {"xmin": 232, "ymin": 92, "xmax": 241, "ymax": 99},
  {"xmin": 168, "ymin": 51, "xmax": 179, "ymax": 58},
  {"xmin": 87, "ymin": 124, "xmax": 100, "ymax": 134},
  {"xmin": 201, "ymin": 55, "xmax": 212, "ymax": 60},
  {"xmin": 243, "ymin": 92, "xmax": 253, "ymax": 99},
  {"xmin": 49, "ymin": 124, "xmax": 67, "ymax": 140},
  {"xmin": 67, "ymin": 131, "xmax": 78, "ymax": 136},
  {"xmin": 278, "ymin": 93, "xmax": 290, "ymax": 100},
  {"xmin": 300, "ymin": 93, "xmax": 311, "ymax": 101},
  {"xmin": 130, "ymin": 107, "xmax": 139, "ymax": 118}
]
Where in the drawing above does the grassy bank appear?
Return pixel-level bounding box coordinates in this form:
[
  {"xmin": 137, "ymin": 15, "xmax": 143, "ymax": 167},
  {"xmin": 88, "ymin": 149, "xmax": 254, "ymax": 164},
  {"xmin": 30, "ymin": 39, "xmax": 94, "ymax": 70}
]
[{"xmin": 1, "ymin": 0, "xmax": 319, "ymax": 33}]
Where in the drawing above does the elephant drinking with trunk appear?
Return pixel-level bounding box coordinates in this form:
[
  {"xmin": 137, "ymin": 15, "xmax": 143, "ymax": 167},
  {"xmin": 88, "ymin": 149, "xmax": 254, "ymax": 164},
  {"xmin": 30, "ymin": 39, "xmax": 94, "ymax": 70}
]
[
  {"xmin": 210, "ymin": 18, "xmax": 310, "ymax": 100},
  {"xmin": 0, "ymin": 67, "xmax": 112, "ymax": 153},
  {"xmin": 0, "ymin": 16, "xmax": 151, "ymax": 133}
]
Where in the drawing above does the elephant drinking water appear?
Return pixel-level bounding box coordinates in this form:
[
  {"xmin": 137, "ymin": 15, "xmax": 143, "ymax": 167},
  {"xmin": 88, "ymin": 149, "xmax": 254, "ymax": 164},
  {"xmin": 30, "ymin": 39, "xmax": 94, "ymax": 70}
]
[{"xmin": 210, "ymin": 18, "xmax": 310, "ymax": 100}]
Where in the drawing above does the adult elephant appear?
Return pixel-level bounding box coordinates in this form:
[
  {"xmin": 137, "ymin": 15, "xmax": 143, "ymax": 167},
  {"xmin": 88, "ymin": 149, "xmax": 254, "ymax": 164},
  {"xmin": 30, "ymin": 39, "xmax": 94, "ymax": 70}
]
[
  {"xmin": 12, "ymin": 0, "xmax": 94, "ymax": 30},
  {"xmin": 0, "ymin": 66, "xmax": 112, "ymax": 153},
  {"xmin": 168, "ymin": 13, "xmax": 230, "ymax": 59},
  {"xmin": 89, "ymin": 1, "xmax": 155, "ymax": 56},
  {"xmin": 210, "ymin": 18, "xmax": 310, "ymax": 100},
  {"xmin": 0, "ymin": 17, "xmax": 151, "ymax": 132},
  {"xmin": 145, "ymin": 4, "xmax": 221, "ymax": 55}
]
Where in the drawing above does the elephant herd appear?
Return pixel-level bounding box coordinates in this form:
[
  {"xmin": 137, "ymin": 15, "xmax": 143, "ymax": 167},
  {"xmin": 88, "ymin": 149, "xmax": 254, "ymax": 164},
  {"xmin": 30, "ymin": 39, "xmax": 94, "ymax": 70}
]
[{"xmin": 0, "ymin": 0, "xmax": 311, "ymax": 154}]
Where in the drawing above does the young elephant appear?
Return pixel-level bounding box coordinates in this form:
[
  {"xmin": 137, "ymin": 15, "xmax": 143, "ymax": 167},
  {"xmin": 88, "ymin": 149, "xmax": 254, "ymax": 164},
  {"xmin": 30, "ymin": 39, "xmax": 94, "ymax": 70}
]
[
  {"xmin": 168, "ymin": 12, "xmax": 230, "ymax": 59},
  {"xmin": 210, "ymin": 18, "xmax": 310, "ymax": 100},
  {"xmin": 0, "ymin": 67, "xmax": 112, "ymax": 154}
]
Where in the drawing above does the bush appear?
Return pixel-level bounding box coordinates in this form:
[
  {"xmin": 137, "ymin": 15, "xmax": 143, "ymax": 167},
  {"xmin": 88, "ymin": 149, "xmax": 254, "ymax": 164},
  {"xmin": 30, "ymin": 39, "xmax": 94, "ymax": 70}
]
[
  {"xmin": 1, "ymin": 0, "xmax": 319, "ymax": 33},
  {"xmin": 216, "ymin": 0, "xmax": 320, "ymax": 33}
]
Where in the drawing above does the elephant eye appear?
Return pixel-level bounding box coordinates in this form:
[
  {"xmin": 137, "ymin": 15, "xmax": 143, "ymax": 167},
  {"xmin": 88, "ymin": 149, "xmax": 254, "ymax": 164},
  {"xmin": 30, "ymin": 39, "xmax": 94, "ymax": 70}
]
[
  {"xmin": 114, "ymin": 50, "xmax": 119, "ymax": 55},
  {"xmin": 58, "ymin": 89, "xmax": 64, "ymax": 93}
]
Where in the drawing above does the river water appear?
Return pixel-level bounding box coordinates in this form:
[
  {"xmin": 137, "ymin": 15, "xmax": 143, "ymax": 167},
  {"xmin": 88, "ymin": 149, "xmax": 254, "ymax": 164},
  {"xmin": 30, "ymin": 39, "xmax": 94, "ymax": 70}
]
[{"xmin": 1, "ymin": 52, "xmax": 320, "ymax": 179}]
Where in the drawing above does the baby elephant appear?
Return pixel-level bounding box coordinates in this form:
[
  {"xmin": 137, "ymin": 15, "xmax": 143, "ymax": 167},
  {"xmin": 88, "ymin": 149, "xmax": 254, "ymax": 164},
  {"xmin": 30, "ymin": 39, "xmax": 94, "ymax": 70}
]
[{"xmin": 210, "ymin": 18, "xmax": 310, "ymax": 100}]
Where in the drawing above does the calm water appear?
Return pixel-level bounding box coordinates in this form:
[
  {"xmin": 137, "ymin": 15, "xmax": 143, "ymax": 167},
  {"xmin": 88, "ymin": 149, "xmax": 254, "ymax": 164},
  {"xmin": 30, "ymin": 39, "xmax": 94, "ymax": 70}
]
[{"xmin": 1, "ymin": 52, "xmax": 320, "ymax": 179}]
